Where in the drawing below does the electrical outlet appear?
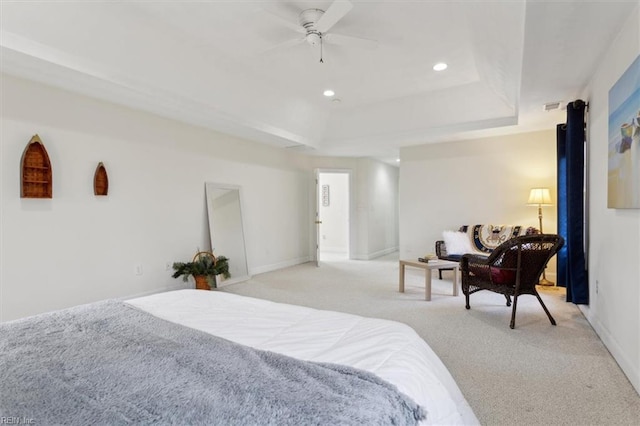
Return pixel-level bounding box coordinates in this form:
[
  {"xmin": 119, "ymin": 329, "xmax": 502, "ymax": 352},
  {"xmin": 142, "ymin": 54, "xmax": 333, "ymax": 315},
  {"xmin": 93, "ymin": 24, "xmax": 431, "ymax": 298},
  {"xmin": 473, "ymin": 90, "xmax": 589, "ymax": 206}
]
[
  {"xmin": 165, "ymin": 262, "xmax": 172, "ymax": 271},
  {"xmin": 134, "ymin": 264, "xmax": 143, "ymax": 276},
  {"xmin": 596, "ymin": 279, "xmax": 599, "ymax": 294}
]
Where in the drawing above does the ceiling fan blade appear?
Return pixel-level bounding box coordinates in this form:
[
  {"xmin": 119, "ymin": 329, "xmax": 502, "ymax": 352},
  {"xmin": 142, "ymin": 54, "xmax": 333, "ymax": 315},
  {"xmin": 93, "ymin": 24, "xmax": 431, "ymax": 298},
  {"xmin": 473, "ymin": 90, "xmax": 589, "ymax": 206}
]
[
  {"xmin": 261, "ymin": 9, "xmax": 305, "ymax": 34},
  {"xmin": 324, "ymin": 33, "xmax": 378, "ymax": 50},
  {"xmin": 260, "ymin": 37, "xmax": 306, "ymax": 54},
  {"xmin": 316, "ymin": 0, "xmax": 353, "ymax": 33}
]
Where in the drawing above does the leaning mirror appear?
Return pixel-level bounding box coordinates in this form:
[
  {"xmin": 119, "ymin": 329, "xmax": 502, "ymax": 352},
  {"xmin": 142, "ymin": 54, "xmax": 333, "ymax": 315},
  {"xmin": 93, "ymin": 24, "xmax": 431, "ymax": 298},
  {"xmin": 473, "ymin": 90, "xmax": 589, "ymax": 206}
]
[{"xmin": 205, "ymin": 182, "xmax": 250, "ymax": 285}]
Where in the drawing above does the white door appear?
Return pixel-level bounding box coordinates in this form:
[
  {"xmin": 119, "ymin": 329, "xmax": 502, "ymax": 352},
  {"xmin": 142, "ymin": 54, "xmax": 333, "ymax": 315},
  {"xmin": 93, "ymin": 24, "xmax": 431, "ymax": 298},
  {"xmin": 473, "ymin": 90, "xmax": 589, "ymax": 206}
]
[
  {"xmin": 315, "ymin": 169, "xmax": 351, "ymax": 265},
  {"xmin": 314, "ymin": 169, "xmax": 321, "ymax": 267}
]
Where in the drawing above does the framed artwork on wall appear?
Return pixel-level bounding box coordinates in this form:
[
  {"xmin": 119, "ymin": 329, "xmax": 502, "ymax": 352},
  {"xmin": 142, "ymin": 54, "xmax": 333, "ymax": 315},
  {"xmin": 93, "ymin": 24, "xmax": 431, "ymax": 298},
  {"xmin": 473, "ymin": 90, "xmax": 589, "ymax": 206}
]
[{"xmin": 608, "ymin": 54, "xmax": 640, "ymax": 208}]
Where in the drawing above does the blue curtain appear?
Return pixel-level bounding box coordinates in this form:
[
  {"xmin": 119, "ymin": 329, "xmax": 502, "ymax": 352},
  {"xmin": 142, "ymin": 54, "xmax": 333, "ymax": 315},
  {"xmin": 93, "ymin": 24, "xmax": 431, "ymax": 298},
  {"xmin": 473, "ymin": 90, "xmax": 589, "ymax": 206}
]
[
  {"xmin": 556, "ymin": 124, "xmax": 568, "ymax": 288},
  {"xmin": 557, "ymin": 100, "xmax": 589, "ymax": 304}
]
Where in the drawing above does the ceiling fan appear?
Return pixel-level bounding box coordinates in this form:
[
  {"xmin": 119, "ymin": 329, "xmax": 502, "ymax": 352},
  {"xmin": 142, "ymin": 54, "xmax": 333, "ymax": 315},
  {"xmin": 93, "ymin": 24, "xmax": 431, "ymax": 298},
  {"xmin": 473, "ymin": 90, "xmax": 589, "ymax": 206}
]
[{"xmin": 262, "ymin": 0, "xmax": 377, "ymax": 62}]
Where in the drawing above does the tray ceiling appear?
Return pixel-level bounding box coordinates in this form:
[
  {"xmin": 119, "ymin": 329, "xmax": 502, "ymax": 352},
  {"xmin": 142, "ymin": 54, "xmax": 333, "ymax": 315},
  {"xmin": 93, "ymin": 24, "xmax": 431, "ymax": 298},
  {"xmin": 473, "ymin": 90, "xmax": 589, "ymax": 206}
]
[{"xmin": 1, "ymin": 1, "xmax": 636, "ymax": 162}]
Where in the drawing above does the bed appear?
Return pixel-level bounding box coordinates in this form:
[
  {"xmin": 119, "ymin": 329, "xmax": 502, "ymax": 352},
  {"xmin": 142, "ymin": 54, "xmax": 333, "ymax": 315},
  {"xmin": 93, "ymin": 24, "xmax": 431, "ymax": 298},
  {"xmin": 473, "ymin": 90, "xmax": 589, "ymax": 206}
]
[{"xmin": 1, "ymin": 289, "xmax": 478, "ymax": 425}]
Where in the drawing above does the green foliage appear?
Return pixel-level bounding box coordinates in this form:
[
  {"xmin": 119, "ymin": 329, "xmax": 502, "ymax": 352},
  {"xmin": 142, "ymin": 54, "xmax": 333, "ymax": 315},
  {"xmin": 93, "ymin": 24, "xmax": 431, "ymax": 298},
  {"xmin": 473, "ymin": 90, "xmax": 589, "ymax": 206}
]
[{"xmin": 172, "ymin": 255, "xmax": 230, "ymax": 289}]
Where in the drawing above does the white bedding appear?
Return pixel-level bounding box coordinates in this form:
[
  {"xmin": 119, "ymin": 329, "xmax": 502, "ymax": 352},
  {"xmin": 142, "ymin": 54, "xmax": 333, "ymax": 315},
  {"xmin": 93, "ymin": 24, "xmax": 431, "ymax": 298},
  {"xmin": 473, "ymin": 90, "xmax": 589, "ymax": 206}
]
[{"xmin": 127, "ymin": 290, "xmax": 478, "ymax": 425}]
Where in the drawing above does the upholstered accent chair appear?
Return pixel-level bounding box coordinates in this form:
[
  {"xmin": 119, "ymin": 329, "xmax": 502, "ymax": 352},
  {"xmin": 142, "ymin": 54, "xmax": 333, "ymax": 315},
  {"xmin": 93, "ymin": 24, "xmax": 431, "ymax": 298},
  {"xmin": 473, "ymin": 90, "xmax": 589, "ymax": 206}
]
[{"xmin": 460, "ymin": 234, "xmax": 564, "ymax": 329}]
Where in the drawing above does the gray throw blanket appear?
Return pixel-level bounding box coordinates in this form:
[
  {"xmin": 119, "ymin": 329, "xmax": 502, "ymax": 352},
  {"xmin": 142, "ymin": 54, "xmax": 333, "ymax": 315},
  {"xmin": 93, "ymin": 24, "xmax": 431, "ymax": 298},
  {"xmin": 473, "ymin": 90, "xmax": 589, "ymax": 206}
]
[{"xmin": 0, "ymin": 300, "xmax": 426, "ymax": 425}]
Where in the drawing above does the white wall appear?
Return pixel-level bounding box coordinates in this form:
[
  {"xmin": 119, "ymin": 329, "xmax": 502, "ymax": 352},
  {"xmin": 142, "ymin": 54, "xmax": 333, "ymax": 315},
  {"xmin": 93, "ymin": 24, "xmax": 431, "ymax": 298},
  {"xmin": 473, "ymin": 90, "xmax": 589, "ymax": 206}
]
[
  {"xmin": 0, "ymin": 74, "xmax": 311, "ymax": 321},
  {"xmin": 582, "ymin": 4, "xmax": 640, "ymax": 394},
  {"xmin": 1, "ymin": 74, "xmax": 402, "ymax": 321},
  {"xmin": 399, "ymin": 130, "xmax": 557, "ymax": 272},
  {"xmin": 361, "ymin": 159, "xmax": 400, "ymax": 259}
]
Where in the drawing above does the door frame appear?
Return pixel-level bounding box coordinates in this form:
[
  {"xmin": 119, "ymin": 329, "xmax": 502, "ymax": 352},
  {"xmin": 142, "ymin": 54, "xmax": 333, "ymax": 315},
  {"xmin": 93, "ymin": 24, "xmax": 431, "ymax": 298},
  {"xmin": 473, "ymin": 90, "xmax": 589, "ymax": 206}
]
[{"xmin": 313, "ymin": 168, "xmax": 353, "ymax": 265}]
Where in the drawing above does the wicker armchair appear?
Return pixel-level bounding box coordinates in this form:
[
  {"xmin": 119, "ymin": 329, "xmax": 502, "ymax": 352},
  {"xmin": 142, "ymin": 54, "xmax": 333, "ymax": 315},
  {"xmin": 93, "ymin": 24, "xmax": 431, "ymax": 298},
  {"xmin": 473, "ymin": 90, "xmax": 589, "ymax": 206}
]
[{"xmin": 460, "ymin": 234, "xmax": 564, "ymax": 329}]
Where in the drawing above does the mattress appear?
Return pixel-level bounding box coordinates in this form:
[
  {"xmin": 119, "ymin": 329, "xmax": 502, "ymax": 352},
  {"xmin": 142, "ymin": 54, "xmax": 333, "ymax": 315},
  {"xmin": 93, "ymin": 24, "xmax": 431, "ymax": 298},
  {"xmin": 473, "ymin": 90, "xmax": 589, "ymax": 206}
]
[{"xmin": 127, "ymin": 290, "xmax": 478, "ymax": 425}]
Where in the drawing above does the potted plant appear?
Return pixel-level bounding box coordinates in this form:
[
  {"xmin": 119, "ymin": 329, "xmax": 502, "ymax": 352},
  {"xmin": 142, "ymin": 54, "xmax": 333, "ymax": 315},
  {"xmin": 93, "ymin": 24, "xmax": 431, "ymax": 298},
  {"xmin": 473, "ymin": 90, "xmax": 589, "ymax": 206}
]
[{"xmin": 172, "ymin": 251, "xmax": 230, "ymax": 290}]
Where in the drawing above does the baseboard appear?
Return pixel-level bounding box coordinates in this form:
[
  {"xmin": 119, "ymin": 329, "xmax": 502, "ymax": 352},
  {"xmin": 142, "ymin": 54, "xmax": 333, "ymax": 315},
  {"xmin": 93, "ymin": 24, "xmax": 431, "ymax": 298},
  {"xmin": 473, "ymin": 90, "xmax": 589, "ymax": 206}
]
[
  {"xmin": 319, "ymin": 247, "xmax": 348, "ymax": 254},
  {"xmin": 217, "ymin": 275, "xmax": 251, "ymax": 288},
  {"xmin": 249, "ymin": 256, "xmax": 311, "ymax": 276},
  {"xmin": 583, "ymin": 307, "xmax": 640, "ymax": 395},
  {"xmin": 351, "ymin": 247, "xmax": 398, "ymax": 261},
  {"xmin": 119, "ymin": 282, "xmax": 190, "ymax": 301}
]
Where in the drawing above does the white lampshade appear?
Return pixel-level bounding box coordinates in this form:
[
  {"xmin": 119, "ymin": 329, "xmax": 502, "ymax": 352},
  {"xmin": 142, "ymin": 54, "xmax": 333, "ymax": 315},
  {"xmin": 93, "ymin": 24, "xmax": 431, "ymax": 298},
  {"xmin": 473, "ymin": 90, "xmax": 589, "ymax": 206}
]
[{"xmin": 527, "ymin": 187, "xmax": 552, "ymax": 205}]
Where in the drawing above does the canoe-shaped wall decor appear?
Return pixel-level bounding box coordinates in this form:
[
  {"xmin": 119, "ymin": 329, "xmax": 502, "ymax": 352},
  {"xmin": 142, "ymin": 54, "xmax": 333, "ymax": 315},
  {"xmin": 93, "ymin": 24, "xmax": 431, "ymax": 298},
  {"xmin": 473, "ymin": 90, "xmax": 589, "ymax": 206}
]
[
  {"xmin": 21, "ymin": 134, "xmax": 53, "ymax": 198},
  {"xmin": 93, "ymin": 162, "xmax": 109, "ymax": 196}
]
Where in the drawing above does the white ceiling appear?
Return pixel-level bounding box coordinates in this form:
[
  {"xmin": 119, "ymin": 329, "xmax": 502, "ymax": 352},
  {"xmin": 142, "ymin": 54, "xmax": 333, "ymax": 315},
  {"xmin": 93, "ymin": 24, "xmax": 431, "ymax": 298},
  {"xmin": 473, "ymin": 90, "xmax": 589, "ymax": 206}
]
[{"xmin": 1, "ymin": 0, "xmax": 636, "ymax": 163}]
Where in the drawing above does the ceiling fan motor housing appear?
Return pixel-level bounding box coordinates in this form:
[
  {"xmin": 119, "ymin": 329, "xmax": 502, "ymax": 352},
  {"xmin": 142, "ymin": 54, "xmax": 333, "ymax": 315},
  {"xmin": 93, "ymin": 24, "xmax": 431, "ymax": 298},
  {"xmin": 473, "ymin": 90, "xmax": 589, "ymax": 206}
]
[{"xmin": 299, "ymin": 8, "xmax": 324, "ymax": 45}]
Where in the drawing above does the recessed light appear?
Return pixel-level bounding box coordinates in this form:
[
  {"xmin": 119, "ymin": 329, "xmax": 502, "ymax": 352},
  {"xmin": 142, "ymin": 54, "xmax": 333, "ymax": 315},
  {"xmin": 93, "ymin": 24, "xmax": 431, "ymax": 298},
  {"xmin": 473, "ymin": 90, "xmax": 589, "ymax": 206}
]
[
  {"xmin": 396, "ymin": 158, "xmax": 401, "ymax": 162},
  {"xmin": 433, "ymin": 62, "xmax": 448, "ymax": 71},
  {"xmin": 323, "ymin": 89, "xmax": 335, "ymax": 97}
]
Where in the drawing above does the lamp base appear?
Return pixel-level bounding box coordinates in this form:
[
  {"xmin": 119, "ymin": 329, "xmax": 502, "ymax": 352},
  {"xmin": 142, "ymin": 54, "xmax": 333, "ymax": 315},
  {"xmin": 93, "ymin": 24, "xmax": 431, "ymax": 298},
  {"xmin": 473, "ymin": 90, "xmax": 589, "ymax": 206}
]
[{"xmin": 537, "ymin": 277, "xmax": 555, "ymax": 286}]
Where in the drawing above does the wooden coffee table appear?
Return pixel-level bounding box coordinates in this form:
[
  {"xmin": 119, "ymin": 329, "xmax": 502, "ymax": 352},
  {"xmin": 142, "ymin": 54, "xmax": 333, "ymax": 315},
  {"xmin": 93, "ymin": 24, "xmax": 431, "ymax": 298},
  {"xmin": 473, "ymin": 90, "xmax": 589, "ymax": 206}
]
[{"xmin": 399, "ymin": 259, "xmax": 460, "ymax": 301}]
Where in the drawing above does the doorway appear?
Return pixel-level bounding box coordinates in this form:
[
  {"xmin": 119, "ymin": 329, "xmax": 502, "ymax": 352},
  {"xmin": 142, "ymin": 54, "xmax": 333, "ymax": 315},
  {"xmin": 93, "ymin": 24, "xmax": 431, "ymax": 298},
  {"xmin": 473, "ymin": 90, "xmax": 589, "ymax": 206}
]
[{"xmin": 317, "ymin": 171, "xmax": 350, "ymax": 262}]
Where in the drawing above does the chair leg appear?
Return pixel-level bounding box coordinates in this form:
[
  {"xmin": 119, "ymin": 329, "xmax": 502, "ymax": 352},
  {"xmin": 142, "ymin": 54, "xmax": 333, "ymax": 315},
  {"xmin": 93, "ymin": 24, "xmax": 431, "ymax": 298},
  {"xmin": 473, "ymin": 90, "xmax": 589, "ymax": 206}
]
[
  {"xmin": 509, "ymin": 295, "xmax": 519, "ymax": 329},
  {"xmin": 438, "ymin": 269, "xmax": 443, "ymax": 280},
  {"xmin": 505, "ymin": 295, "xmax": 512, "ymax": 307},
  {"xmin": 464, "ymin": 287, "xmax": 470, "ymax": 310},
  {"xmin": 535, "ymin": 293, "xmax": 557, "ymax": 326}
]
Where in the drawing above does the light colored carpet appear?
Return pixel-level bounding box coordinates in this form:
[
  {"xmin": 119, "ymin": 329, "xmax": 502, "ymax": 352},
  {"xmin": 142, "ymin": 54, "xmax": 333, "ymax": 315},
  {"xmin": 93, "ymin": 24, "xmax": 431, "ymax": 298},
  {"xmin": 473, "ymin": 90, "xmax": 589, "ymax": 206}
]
[{"xmin": 223, "ymin": 253, "xmax": 640, "ymax": 426}]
